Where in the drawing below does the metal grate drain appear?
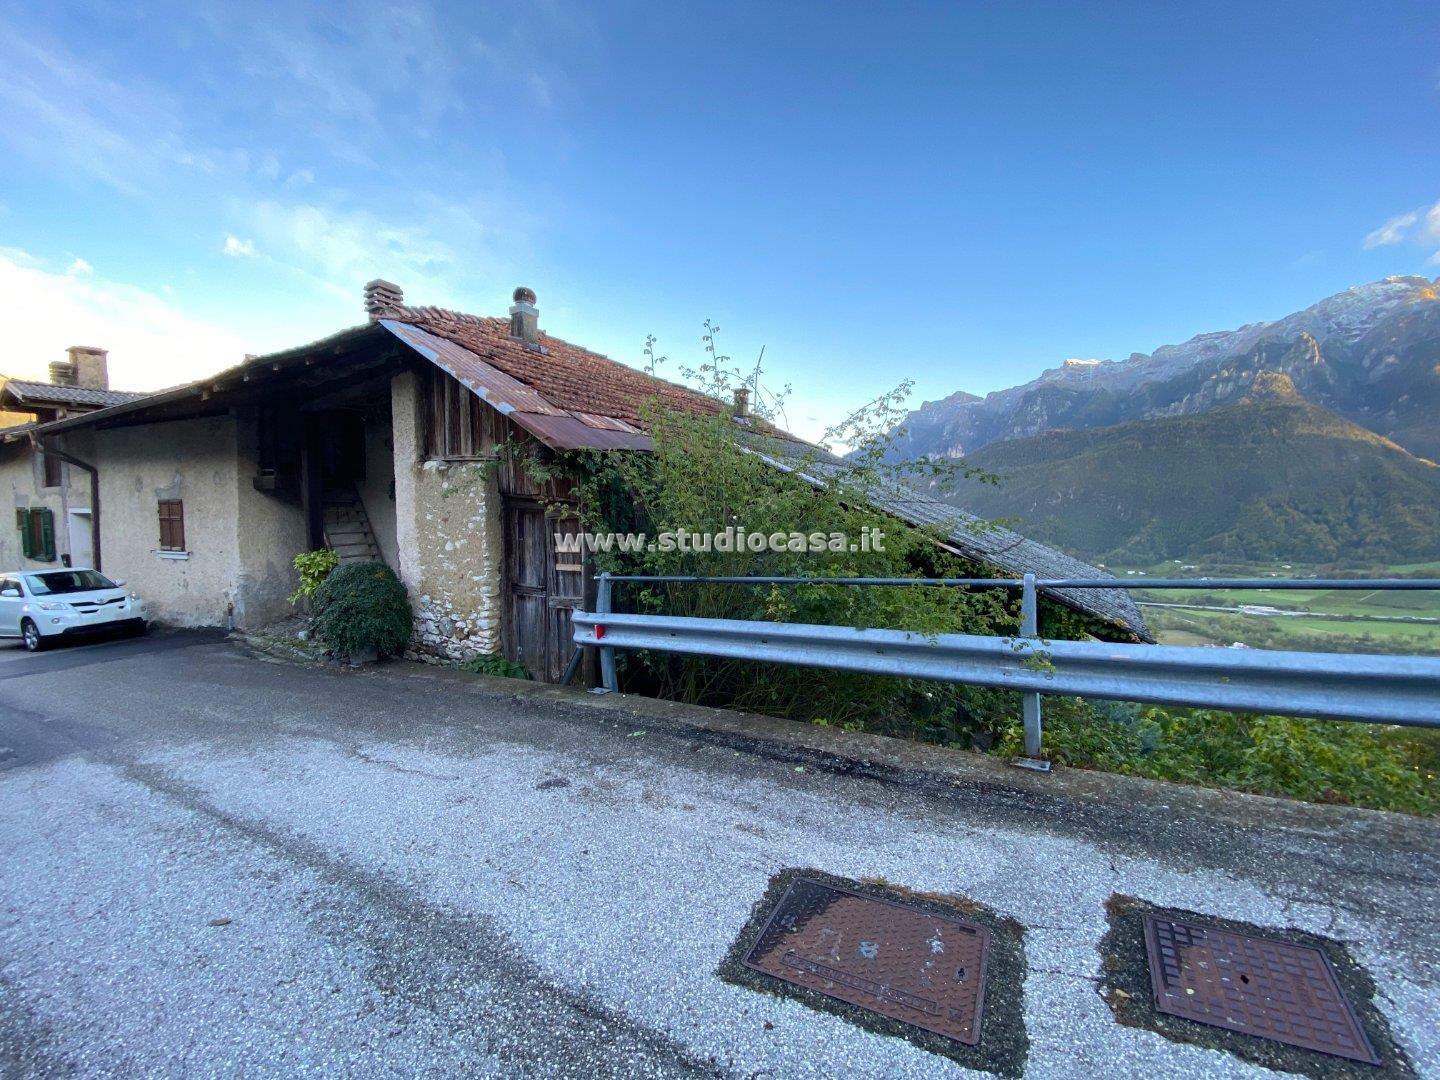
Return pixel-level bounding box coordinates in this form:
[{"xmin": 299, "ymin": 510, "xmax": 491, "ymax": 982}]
[
  {"xmin": 743, "ymin": 877, "xmax": 990, "ymax": 1045},
  {"xmin": 1144, "ymin": 914, "xmax": 1379, "ymax": 1065}
]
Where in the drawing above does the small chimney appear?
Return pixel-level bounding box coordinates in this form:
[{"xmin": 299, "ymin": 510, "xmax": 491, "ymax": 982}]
[
  {"xmin": 364, "ymin": 279, "xmax": 404, "ymax": 321},
  {"xmin": 67, "ymin": 346, "xmax": 108, "ymax": 390},
  {"xmin": 732, "ymin": 387, "xmax": 751, "ymax": 418},
  {"xmin": 49, "ymin": 359, "xmax": 77, "ymax": 386},
  {"xmin": 509, "ymin": 286, "xmax": 539, "ymax": 344}
]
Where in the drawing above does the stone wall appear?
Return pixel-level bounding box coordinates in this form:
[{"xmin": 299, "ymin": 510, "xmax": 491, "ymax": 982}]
[{"xmin": 390, "ymin": 370, "xmax": 504, "ymax": 662}]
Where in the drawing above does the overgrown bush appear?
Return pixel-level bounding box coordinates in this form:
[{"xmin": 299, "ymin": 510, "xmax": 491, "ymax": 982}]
[
  {"xmin": 311, "ymin": 562, "xmax": 413, "ymax": 658},
  {"xmin": 986, "ymin": 701, "xmax": 1437, "ymax": 815},
  {"xmin": 538, "ymin": 325, "xmax": 1099, "ymax": 731},
  {"xmin": 460, "ymin": 653, "xmax": 531, "ymax": 680},
  {"xmin": 289, "ymin": 548, "xmax": 340, "ymax": 605}
]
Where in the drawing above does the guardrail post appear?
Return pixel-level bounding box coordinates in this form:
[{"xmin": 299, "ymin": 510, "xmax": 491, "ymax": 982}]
[
  {"xmin": 1018, "ymin": 572, "xmax": 1048, "ymax": 769},
  {"xmin": 595, "ymin": 572, "xmax": 618, "ymax": 693}
]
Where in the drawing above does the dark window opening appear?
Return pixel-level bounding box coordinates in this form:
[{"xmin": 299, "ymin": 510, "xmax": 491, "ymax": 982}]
[
  {"xmin": 41, "ymin": 451, "xmax": 62, "ymax": 488},
  {"xmin": 158, "ymin": 499, "xmax": 186, "ymax": 552}
]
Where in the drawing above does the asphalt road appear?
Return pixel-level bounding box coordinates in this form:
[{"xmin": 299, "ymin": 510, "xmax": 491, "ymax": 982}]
[{"xmin": 0, "ymin": 633, "xmax": 1435, "ymax": 1078}]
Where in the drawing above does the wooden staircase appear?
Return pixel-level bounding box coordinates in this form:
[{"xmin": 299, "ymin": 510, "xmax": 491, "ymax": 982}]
[{"xmin": 323, "ymin": 487, "xmax": 382, "ymax": 564}]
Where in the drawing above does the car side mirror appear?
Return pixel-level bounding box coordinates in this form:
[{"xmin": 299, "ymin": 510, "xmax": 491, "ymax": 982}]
[{"xmin": 112, "ymin": 579, "xmax": 126, "ymax": 587}]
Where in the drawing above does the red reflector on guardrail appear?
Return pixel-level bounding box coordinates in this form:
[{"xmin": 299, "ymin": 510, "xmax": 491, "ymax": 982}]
[{"xmin": 594, "ymin": 625, "xmax": 605, "ymax": 640}]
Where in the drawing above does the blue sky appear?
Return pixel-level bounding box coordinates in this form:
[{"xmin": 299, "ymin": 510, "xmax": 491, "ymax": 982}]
[{"xmin": 1, "ymin": 1, "xmax": 1437, "ymax": 442}]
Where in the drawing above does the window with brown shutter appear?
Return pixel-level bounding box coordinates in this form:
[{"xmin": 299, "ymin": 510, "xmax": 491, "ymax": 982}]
[{"xmin": 157, "ymin": 499, "xmax": 186, "ymax": 552}]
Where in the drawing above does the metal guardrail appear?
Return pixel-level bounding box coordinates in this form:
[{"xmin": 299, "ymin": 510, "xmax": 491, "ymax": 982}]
[{"xmin": 577, "ymin": 573, "xmax": 1440, "ymax": 767}]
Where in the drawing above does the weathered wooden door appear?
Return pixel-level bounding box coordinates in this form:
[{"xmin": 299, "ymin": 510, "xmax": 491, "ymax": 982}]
[{"xmin": 503, "ymin": 501, "xmax": 586, "ymax": 682}]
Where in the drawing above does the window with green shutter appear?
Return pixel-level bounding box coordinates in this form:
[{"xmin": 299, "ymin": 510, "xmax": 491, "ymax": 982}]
[
  {"xmin": 16, "ymin": 508, "xmax": 32, "ymax": 559},
  {"xmin": 36, "ymin": 507, "xmax": 55, "ymax": 561},
  {"xmin": 15, "ymin": 508, "xmax": 56, "ymax": 561}
]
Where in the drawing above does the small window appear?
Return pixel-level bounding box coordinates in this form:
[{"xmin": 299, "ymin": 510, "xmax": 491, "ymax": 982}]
[
  {"xmin": 157, "ymin": 499, "xmax": 186, "ymax": 552},
  {"xmin": 41, "ymin": 451, "xmax": 62, "ymax": 488},
  {"xmin": 14, "ymin": 508, "xmax": 56, "ymax": 562}
]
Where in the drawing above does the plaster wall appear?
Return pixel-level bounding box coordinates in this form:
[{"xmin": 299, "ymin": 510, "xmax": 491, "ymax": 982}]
[
  {"xmin": 94, "ymin": 417, "xmax": 242, "ymax": 627},
  {"xmin": 0, "ymin": 431, "xmax": 97, "ymax": 571}
]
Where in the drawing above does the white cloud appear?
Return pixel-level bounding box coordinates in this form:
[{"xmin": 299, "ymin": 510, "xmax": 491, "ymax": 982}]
[
  {"xmin": 1363, "ymin": 200, "xmax": 1440, "ymax": 261},
  {"xmin": 1363, "ymin": 211, "xmax": 1418, "ymax": 248},
  {"xmin": 66, "ymin": 257, "xmax": 93, "ymax": 276},
  {"xmin": 249, "ymin": 200, "xmax": 471, "ymax": 304},
  {"xmin": 0, "ymin": 248, "xmax": 254, "ymax": 390},
  {"xmin": 223, "ymin": 234, "xmax": 256, "ymax": 257}
]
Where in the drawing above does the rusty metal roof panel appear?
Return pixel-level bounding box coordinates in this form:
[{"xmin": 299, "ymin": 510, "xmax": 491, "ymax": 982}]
[
  {"xmin": 380, "ymin": 319, "xmax": 564, "ymax": 417},
  {"xmin": 512, "ymin": 412, "xmax": 652, "ymax": 451},
  {"xmin": 383, "ymin": 320, "xmax": 651, "ymax": 451},
  {"xmin": 570, "ymin": 411, "xmax": 643, "ymax": 432}
]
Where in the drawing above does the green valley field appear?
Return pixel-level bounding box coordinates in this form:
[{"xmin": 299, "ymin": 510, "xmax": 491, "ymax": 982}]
[{"xmin": 1109, "ymin": 558, "xmax": 1440, "ymax": 655}]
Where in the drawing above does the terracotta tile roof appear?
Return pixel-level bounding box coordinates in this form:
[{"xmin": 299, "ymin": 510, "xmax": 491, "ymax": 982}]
[{"xmin": 384, "ymin": 304, "xmax": 757, "ymax": 431}]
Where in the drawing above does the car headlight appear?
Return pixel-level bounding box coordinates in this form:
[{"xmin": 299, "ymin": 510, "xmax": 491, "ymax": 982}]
[{"xmin": 36, "ymin": 601, "xmax": 69, "ymax": 611}]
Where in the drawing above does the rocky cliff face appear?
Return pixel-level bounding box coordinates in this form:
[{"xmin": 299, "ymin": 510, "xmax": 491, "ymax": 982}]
[{"xmin": 888, "ymin": 276, "xmax": 1440, "ymax": 462}]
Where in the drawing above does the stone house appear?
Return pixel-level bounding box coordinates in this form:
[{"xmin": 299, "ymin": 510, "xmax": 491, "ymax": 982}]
[
  {"xmin": 31, "ymin": 282, "xmax": 1147, "ymax": 679},
  {"xmin": 0, "ymin": 348, "xmax": 146, "ymax": 571}
]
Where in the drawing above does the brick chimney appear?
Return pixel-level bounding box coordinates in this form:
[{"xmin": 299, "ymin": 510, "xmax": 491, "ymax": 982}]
[
  {"xmin": 509, "ymin": 287, "xmax": 539, "ymax": 344},
  {"xmin": 67, "ymin": 346, "xmax": 109, "ymax": 390},
  {"xmin": 364, "ymin": 279, "xmax": 404, "ymax": 321},
  {"xmin": 732, "ymin": 387, "xmax": 751, "ymax": 418}
]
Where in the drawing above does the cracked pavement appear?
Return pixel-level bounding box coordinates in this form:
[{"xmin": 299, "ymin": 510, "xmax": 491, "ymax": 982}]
[{"xmin": 0, "ymin": 631, "xmax": 1435, "ymax": 1078}]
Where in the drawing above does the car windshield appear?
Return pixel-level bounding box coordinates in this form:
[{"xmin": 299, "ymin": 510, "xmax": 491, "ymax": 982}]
[{"xmin": 25, "ymin": 570, "xmax": 117, "ymax": 595}]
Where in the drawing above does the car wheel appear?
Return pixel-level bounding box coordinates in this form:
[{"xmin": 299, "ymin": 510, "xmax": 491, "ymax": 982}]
[{"xmin": 21, "ymin": 619, "xmax": 46, "ymax": 652}]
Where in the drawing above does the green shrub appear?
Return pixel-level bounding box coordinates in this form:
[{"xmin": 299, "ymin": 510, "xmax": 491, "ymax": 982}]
[
  {"xmin": 1133, "ymin": 709, "xmax": 1438, "ymax": 815},
  {"xmin": 289, "ymin": 548, "xmax": 340, "ymax": 605},
  {"xmin": 311, "ymin": 562, "xmax": 413, "ymax": 658},
  {"xmin": 991, "ymin": 700, "xmax": 1437, "ymax": 815},
  {"xmin": 459, "ymin": 653, "xmax": 531, "ymax": 680}
]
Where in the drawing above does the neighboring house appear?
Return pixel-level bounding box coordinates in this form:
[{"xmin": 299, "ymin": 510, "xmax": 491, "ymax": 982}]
[
  {"xmin": 34, "ymin": 282, "xmax": 1148, "ymax": 679},
  {"xmin": 0, "ymin": 348, "xmax": 146, "ymax": 571}
]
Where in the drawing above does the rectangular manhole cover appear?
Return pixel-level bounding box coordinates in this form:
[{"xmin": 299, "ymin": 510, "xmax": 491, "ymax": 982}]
[
  {"xmin": 743, "ymin": 877, "xmax": 990, "ymax": 1045},
  {"xmin": 1144, "ymin": 914, "xmax": 1379, "ymax": 1065}
]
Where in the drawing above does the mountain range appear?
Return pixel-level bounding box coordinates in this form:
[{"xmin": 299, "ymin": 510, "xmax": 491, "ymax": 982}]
[{"xmin": 892, "ymin": 276, "xmax": 1440, "ymax": 564}]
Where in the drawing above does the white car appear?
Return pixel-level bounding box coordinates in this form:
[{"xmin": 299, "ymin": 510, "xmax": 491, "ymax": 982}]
[{"xmin": 0, "ymin": 568, "xmax": 148, "ymax": 651}]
